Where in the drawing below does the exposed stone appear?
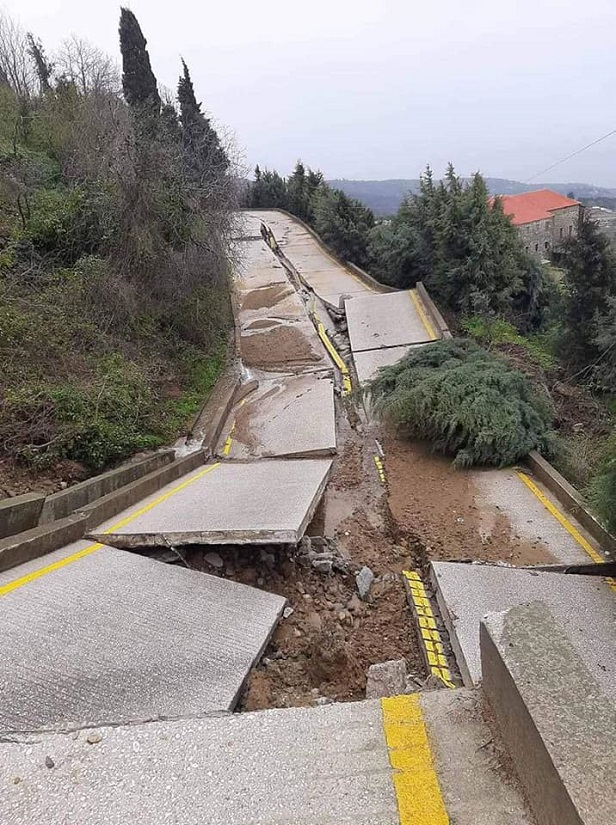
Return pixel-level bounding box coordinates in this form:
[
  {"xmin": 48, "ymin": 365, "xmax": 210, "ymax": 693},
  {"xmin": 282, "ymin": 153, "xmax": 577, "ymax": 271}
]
[
  {"xmin": 282, "ymin": 606, "xmax": 294, "ymax": 619},
  {"xmin": 204, "ymin": 551, "xmax": 224, "ymax": 569},
  {"xmin": 356, "ymin": 566, "xmax": 374, "ymax": 600},
  {"xmin": 311, "ymin": 557, "xmax": 333, "ymax": 574},
  {"xmin": 310, "ymin": 536, "xmax": 328, "ymax": 548},
  {"xmin": 86, "ymin": 733, "xmax": 102, "ymax": 745},
  {"xmin": 44, "ymin": 756, "xmax": 54, "ymax": 769},
  {"xmin": 346, "ymin": 594, "xmax": 363, "ymax": 614},
  {"xmin": 366, "ymin": 659, "xmax": 408, "ymax": 699}
]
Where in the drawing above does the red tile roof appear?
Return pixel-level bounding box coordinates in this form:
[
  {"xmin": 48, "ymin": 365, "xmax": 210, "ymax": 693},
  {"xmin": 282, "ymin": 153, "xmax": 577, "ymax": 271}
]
[{"xmin": 493, "ymin": 190, "xmax": 581, "ymax": 226}]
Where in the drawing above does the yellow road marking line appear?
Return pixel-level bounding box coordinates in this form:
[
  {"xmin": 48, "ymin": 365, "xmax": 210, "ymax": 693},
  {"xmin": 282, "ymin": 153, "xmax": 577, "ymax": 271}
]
[
  {"xmin": 381, "ymin": 694, "xmax": 450, "ymax": 824},
  {"xmin": 403, "ymin": 571, "xmax": 457, "ymax": 688},
  {"xmin": 315, "ymin": 320, "xmax": 352, "ymax": 395},
  {"xmin": 0, "ymin": 463, "xmax": 221, "ymax": 597},
  {"xmin": 516, "ymin": 471, "xmax": 616, "ymax": 591},
  {"xmin": 222, "ymin": 422, "xmax": 235, "ymax": 456},
  {"xmin": 409, "ymin": 290, "xmax": 438, "ymax": 341},
  {"xmin": 374, "ymin": 454, "xmax": 387, "ymax": 484}
]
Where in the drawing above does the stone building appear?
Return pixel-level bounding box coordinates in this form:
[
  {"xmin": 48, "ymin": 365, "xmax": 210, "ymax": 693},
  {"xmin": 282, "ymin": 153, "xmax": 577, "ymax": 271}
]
[{"xmin": 495, "ymin": 190, "xmax": 583, "ymax": 259}]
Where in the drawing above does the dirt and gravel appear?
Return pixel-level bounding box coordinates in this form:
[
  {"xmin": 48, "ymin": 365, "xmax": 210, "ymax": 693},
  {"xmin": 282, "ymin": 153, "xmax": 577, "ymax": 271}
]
[{"xmin": 240, "ymin": 323, "xmax": 322, "ymax": 370}]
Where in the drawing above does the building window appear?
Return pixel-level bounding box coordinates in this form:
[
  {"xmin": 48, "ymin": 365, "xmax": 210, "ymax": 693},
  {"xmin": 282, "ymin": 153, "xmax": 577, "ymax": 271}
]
[
  {"xmin": 544, "ymin": 242, "xmax": 550, "ymax": 250},
  {"xmin": 560, "ymin": 227, "xmax": 563, "ymax": 238},
  {"xmin": 525, "ymin": 246, "xmax": 529, "ymax": 252},
  {"xmin": 535, "ymin": 243, "xmax": 539, "ymax": 252},
  {"xmin": 569, "ymin": 225, "xmax": 572, "ymax": 236}
]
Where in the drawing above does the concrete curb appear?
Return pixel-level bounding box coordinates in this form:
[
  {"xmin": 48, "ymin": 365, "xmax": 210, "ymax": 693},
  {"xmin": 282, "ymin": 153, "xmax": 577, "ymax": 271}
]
[
  {"xmin": 0, "ymin": 492, "xmax": 45, "ymax": 540},
  {"xmin": 415, "ymin": 282, "xmax": 452, "ymax": 340},
  {"xmin": 526, "ymin": 450, "xmax": 616, "ymax": 557},
  {"xmin": 481, "ymin": 601, "xmax": 616, "ymax": 825},
  {"xmin": 184, "ymin": 363, "xmax": 242, "ymax": 456},
  {"xmin": 345, "ymin": 261, "xmax": 395, "ymax": 294},
  {"xmin": 80, "ymin": 450, "xmax": 208, "ymax": 530},
  {"xmin": 39, "ymin": 451, "xmax": 175, "ymax": 526},
  {"xmin": 0, "ymin": 514, "xmax": 88, "ymax": 574}
]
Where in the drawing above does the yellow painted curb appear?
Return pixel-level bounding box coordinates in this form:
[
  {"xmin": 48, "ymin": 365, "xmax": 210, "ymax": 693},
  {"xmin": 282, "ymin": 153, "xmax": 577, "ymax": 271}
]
[
  {"xmin": 374, "ymin": 454, "xmax": 387, "ymax": 484},
  {"xmin": 403, "ymin": 571, "xmax": 456, "ymax": 688},
  {"xmin": 409, "ymin": 290, "xmax": 438, "ymax": 341},
  {"xmin": 381, "ymin": 694, "xmax": 450, "ymax": 824},
  {"xmin": 0, "ymin": 463, "xmax": 221, "ymax": 597},
  {"xmin": 314, "ymin": 320, "xmax": 352, "ymax": 396},
  {"xmin": 516, "ymin": 471, "xmax": 616, "ymax": 592}
]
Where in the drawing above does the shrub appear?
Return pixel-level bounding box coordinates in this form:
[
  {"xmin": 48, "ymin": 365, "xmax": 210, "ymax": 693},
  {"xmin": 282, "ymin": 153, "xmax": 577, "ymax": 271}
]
[
  {"xmin": 367, "ymin": 338, "xmax": 555, "ymax": 467},
  {"xmin": 587, "ymin": 434, "xmax": 616, "ymax": 532}
]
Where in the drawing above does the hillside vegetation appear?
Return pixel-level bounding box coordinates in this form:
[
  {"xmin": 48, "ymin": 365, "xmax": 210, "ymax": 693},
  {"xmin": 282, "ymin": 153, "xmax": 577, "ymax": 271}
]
[{"xmin": 0, "ymin": 10, "xmax": 236, "ymax": 486}]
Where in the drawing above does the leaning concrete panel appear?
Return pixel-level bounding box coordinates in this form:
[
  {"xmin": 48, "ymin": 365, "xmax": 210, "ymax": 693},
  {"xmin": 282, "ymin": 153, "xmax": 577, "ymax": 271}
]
[
  {"xmin": 0, "ymin": 701, "xmax": 398, "ymax": 825},
  {"xmin": 92, "ymin": 459, "xmax": 333, "ymax": 547},
  {"xmin": 481, "ymin": 602, "xmax": 616, "ymax": 825},
  {"xmin": 223, "ymin": 375, "xmax": 336, "ymax": 459},
  {"xmin": 0, "ymin": 545, "xmax": 285, "ymax": 731},
  {"xmin": 431, "ymin": 561, "xmax": 616, "ymax": 700},
  {"xmin": 345, "ymin": 291, "xmax": 435, "ymax": 352}
]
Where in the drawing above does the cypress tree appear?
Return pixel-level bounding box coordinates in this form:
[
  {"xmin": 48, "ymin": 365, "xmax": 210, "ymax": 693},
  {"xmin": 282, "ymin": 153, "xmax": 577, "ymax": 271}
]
[
  {"xmin": 118, "ymin": 8, "xmax": 160, "ymax": 113},
  {"xmin": 177, "ymin": 60, "xmax": 228, "ymax": 174},
  {"xmin": 26, "ymin": 34, "xmax": 53, "ymax": 92}
]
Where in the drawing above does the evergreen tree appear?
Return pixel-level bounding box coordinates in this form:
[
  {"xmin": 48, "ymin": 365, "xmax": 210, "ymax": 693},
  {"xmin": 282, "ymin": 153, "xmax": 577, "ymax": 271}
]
[
  {"xmin": 558, "ymin": 214, "xmax": 616, "ymax": 372},
  {"xmin": 313, "ymin": 186, "xmax": 375, "ymax": 267},
  {"xmin": 26, "ymin": 34, "xmax": 52, "ymax": 92},
  {"xmin": 118, "ymin": 8, "xmax": 160, "ymax": 113},
  {"xmin": 177, "ymin": 60, "xmax": 228, "ymax": 176},
  {"xmin": 287, "ymin": 160, "xmax": 309, "ymax": 221}
]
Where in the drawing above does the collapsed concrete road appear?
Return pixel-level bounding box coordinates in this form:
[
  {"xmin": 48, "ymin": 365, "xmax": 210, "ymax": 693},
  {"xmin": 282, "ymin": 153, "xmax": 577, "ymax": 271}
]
[
  {"xmin": 1, "ymin": 690, "xmax": 534, "ymax": 825},
  {"xmin": 0, "ymin": 545, "xmax": 285, "ymax": 731},
  {"xmin": 90, "ymin": 459, "xmax": 332, "ymax": 548}
]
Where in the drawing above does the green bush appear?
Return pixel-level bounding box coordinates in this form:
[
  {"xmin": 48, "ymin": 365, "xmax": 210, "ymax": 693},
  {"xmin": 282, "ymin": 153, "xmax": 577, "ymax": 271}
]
[
  {"xmin": 461, "ymin": 315, "xmax": 555, "ymax": 370},
  {"xmin": 587, "ymin": 434, "xmax": 616, "ymax": 532},
  {"xmin": 367, "ymin": 338, "xmax": 555, "ymax": 467}
]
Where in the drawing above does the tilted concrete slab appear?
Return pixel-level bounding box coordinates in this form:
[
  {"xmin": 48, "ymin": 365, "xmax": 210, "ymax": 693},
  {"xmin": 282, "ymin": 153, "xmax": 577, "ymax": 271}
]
[
  {"xmin": 353, "ymin": 344, "xmax": 417, "ymax": 385},
  {"xmin": 472, "ymin": 468, "xmax": 595, "ymax": 565},
  {"xmin": 0, "ymin": 689, "xmax": 534, "ymax": 825},
  {"xmin": 0, "ymin": 544, "xmax": 285, "ymax": 732},
  {"xmin": 345, "ymin": 290, "xmax": 435, "ymax": 352},
  {"xmin": 91, "ymin": 459, "xmax": 333, "ymax": 547},
  {"xmin": 431, "ymin": 561, "xmax": 616, "ymax": 699},
  {"xmin": 481, "ymin": 601, "xmax": 616, "ymax": 825},
  {"xmin": 222, "ymin": 374, "xmax": 336, "ymax": 459}
]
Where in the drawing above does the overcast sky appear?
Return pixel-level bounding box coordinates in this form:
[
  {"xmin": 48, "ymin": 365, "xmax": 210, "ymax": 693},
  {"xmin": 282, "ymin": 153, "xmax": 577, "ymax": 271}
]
[{"xmin": 4, "ymin": 0, "xmax": 616, "ymax": 185}]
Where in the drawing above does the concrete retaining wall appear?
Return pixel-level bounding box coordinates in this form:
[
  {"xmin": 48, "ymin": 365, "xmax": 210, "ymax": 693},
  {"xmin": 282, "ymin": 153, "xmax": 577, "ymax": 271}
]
[
  {"xmin": 526, "ymin": 450, "xmax": 616, "ymax": 557},
  {"xmin": 0, "ymin": 493, "xmax": 45, "ymax": 540},
  {"xmin": 0, "ymin": 514, "xmax": 88, "ymax": 574},
  {"xmin": 481, "ymin": 601, "xmax": 616, "ymax": 825},
  {"xmin": 39, "ymin": 451, "xmax": 175, "ymax": 526}
]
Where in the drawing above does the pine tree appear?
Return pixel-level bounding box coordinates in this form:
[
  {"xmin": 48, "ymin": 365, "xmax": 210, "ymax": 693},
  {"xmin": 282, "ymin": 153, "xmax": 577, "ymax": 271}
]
[
  {"xmin": 559, "ymin": 214, "xmax": 616, "ymax": 371},
  {"xmin": 118, "ymin": 8, "xmax": 160, "ymax": 113},
  {"xmin": 177, "ymin": 60, "xmax": 228, "ymax": 176},
  {"xmin": 288, "ymin": 160, "xmax": 308, "ymax": 221}
]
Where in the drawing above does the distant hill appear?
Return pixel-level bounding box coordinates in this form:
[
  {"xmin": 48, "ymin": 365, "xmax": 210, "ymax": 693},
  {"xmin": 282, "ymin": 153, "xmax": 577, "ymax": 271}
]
[{"xmin": 328, "ymin": 178, "xmax": 616, "ymax": 216}]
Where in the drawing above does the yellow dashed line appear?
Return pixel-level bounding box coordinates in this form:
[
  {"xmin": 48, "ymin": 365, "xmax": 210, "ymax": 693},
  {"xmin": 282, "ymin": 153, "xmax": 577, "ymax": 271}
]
[
  {"xmin": 409, "ymin": 290, "xmax": 438, "ymax": 341},
  {"xmin": 314, "ymin": 320, "xmax": 352, "ymax": 395},
  {"xmin": 381, "ymin": 694, "xmax": 450, "ymax": 824},
  {"xmin": 0, "ymin": 463, "xmax": 221, "ymax": 597},
  {"xmin": 516, "ymin": 471, "xmax": 616, "ymax": 592},
  {"xmin": 403, "ymin": 571, "xmax": 456, "ymax": 688},
  {"xmin": 373, "ymin": 454, "xmax": 387, "ymax": 484}
]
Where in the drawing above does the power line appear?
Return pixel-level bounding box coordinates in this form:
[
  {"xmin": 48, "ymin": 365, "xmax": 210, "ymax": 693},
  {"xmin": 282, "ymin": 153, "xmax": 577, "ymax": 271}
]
[{"xmin": 524, "ymin": 128, "xmax": 616, "ymax": 183}]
